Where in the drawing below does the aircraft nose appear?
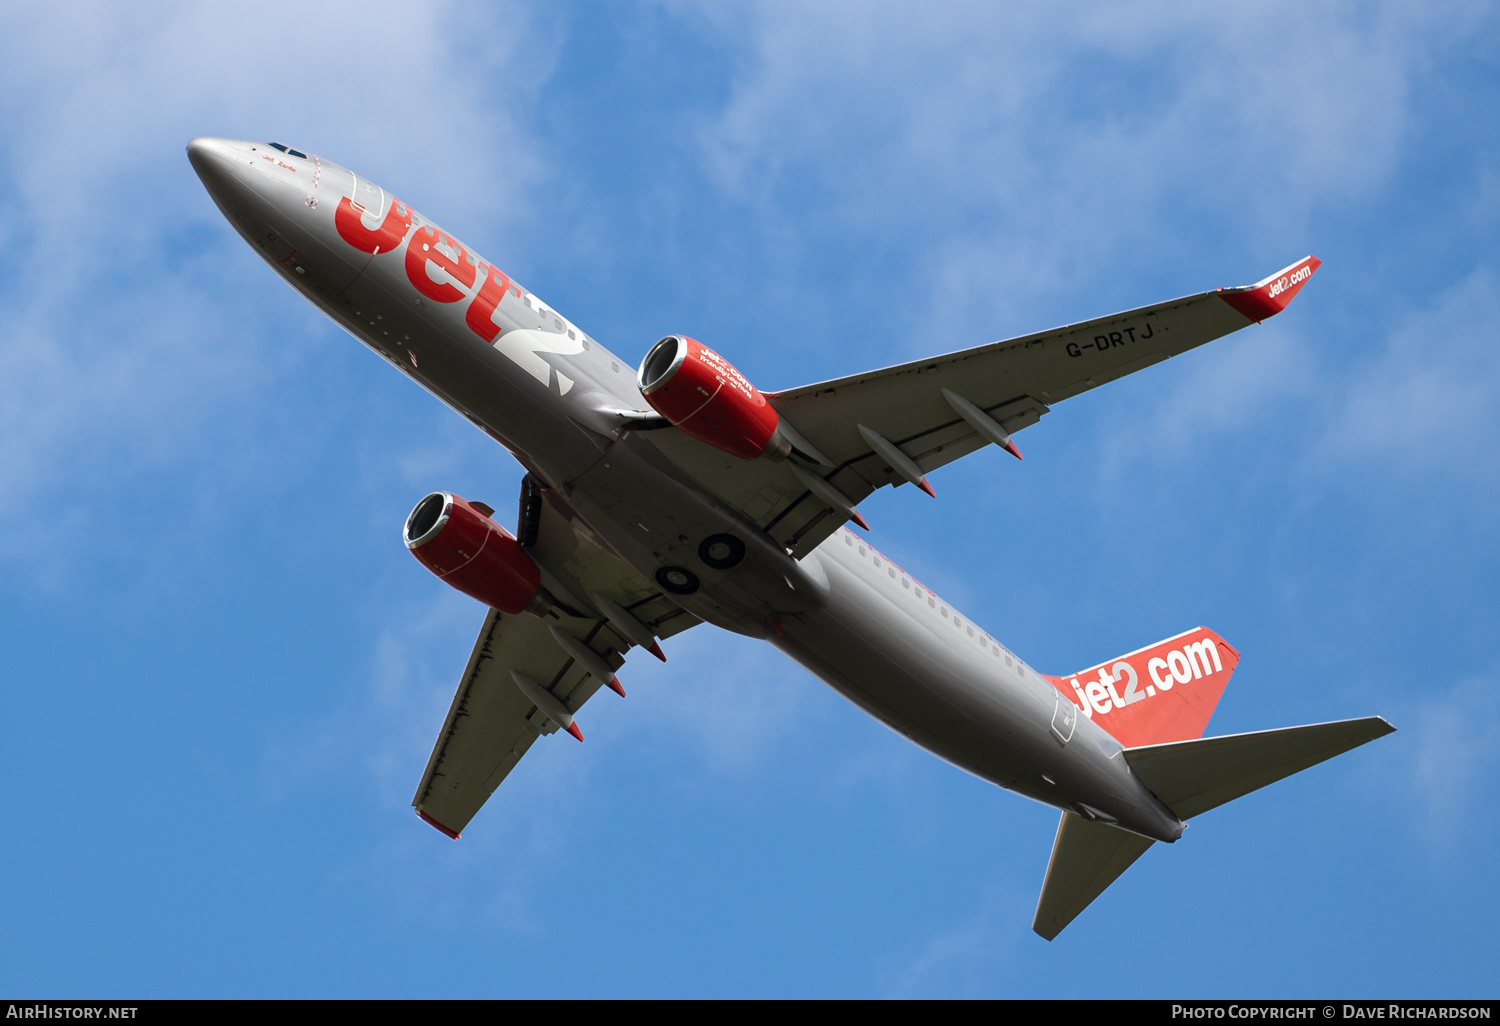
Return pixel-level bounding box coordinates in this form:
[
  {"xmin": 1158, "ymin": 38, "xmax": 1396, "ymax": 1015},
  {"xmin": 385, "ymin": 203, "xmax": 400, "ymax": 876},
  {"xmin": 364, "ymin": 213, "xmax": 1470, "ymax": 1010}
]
[
  {"xmin": 186, "ymin": 136, "xmax": 240, "ymax": 170},
  {"xmin": 187, "ymin": 137, "xmax": 251, "ymax": 203}
]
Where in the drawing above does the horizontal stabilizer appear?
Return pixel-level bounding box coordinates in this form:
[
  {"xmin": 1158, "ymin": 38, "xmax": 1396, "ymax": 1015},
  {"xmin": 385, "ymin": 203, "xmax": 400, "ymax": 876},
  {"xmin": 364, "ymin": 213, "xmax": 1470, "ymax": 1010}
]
[
  {"xmin": 1032, "ymin": 812, "xmax": 1155, "ymax": 941},
  {"xmin": 1124, "ymin": 716, "xmax": 1395, "ymax": 821}
]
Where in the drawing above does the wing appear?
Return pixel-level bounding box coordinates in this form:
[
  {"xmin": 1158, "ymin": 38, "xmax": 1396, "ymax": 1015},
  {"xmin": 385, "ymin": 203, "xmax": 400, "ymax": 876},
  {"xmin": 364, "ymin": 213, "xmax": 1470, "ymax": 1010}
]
[
  {"xmin": 636, "ymin": 256, "xmax": 1320, "ymax": 557},
  {"xmin": 411, "ymin": 483, "xmax": 699, "ymax": 838}
]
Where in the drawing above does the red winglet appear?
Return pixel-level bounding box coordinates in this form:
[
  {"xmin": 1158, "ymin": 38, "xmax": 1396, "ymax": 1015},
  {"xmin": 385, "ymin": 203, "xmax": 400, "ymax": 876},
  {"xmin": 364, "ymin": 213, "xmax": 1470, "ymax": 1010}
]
[
  {"xmin": 417, "ymin": 809, "xmax": 461, "ymax": 840},
  {"xmin": 1219, "ymin": 255, "xmax": 1321, "ymax": 323}
]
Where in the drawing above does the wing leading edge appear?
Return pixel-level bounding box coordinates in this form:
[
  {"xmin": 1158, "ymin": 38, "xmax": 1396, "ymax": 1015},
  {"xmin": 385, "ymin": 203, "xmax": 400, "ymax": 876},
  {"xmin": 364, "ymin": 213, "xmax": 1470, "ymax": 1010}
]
[
  {"xmin": 637, "ymin": 256, "xmax": 1320, "ymax": 558},
  {"xmin": 412, "ymin": 485, "xmax": 699, "ymax": 838}
]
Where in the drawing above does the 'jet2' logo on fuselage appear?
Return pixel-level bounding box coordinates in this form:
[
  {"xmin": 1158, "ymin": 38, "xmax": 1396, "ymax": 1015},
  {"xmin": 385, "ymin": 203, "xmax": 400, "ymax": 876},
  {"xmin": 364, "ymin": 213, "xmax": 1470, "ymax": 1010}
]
[{"xmin": 333, "ymin": 193, "xmax": 582, "ymax": 391}]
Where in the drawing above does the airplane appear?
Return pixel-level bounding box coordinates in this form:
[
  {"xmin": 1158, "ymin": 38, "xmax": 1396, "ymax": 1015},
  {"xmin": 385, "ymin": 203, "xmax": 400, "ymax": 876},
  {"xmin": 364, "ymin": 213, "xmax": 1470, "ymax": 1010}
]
[{"xmin": 187, "ymin": 136, "xmax": 1393, "ymax": 940}]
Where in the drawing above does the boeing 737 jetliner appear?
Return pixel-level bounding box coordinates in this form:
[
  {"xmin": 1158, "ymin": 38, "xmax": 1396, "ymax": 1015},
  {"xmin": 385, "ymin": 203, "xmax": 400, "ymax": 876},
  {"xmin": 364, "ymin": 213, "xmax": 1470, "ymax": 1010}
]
[{"xmin": 188, "ymin": 137, "xmax": 1392, "ymax": 939}]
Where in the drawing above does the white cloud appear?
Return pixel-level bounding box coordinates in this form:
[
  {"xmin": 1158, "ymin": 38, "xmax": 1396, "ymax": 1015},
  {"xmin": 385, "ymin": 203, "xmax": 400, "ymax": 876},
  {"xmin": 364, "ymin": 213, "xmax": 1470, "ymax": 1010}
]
[
  {"xmin": 0, "ymin": 1, "xmax": 553, "ymax": 559},
  {"xmin": 622, "ymin": 625, "xmax": 817, "ymax": 774},
  {"xmin": 687, "ymin": 1, "xmax": 1461, "ymax": 340},
  {"xmin": 1317, "ymin": 269, "xmax": 1500, "ymax": 491},
  {"xmin": 877, "ymin": 881, "xmax": 1026, "ymax": 997},
  {"xmin": 1380, "ymin": 669, "xmax": 1500, "ymax": 853}
]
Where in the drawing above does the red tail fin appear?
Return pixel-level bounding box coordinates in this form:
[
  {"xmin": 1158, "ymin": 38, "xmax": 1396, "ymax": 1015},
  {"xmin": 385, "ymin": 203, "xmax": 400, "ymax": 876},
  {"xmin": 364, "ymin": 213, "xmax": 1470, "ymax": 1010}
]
[{"xmin": 1044, "ymin": 627, "xmax": 1240, "ymax": 747}]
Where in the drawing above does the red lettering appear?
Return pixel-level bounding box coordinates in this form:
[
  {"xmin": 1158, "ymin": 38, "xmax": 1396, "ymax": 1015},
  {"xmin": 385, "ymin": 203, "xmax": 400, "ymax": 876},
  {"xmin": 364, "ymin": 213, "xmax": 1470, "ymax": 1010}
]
[
  {"xmin": 466, "ymin": 264, "xmax": 513, "ymax": 341},
  {"xmin": 334, "ymin": 196, "xmax": 412, "ymax": 254},
  {"xmin": 405, "ymin": 225, "xmax": 477, "ymax": 303}
]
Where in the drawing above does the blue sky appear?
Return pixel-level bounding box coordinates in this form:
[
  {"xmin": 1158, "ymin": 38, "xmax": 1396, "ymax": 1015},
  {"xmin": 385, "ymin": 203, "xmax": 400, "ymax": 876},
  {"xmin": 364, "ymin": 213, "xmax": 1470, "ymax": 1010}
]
[{"xmin": 1, "ymin": 1, "xmax": 1497, "ymax": 998}]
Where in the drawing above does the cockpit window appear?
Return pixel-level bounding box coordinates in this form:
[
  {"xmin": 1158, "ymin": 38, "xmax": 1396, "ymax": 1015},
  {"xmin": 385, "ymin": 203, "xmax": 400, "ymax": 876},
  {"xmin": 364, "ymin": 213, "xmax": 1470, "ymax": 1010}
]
[
  {"xmin": 268, "ymin": 143, "xmax": 309, "ymax": 159},
  {"xmin": 269, "ymin": 142, "xmax": 287, "ymax": 152}
]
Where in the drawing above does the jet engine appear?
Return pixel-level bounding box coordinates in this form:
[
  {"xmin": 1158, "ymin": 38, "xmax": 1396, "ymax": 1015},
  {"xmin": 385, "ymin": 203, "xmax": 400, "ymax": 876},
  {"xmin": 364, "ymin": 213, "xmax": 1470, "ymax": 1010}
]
[
  {"xmin": 637, "ymin": 335, "xmax": 790, "ymax": 460},
  {"xmin": 404, "ymin": 492, "xmax": 550, "ymax": 616}
]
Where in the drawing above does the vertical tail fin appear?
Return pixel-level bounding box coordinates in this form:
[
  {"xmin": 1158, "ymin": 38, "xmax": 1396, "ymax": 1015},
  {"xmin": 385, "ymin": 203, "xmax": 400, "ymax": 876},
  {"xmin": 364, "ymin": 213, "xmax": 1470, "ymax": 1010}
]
[{"xmin": 1045, "ymin": 626, "xmax": 1239, "ymax": 747}]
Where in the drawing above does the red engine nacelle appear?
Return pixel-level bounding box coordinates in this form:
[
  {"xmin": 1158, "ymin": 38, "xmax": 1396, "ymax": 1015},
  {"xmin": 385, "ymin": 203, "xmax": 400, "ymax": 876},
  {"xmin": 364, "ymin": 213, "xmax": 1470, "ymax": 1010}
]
[
  {"xmin": 404, "ymin": 492, "xmax": 548, "ymax": 615},
  {"xmin": 637, "ymin": 335, "xmax": 787, "ymax": 460}
]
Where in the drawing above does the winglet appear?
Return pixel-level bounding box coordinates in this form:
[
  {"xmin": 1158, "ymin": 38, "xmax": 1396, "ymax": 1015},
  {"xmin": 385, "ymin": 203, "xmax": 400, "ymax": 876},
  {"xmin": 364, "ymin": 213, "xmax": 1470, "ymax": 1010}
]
[
  {"xmin": 1219, "ymin": 255, "xmax": 1321, "ymax": 323},
  {"xmin": 417, "ymin": 809, "xmax": 461, "ymax": 840}
]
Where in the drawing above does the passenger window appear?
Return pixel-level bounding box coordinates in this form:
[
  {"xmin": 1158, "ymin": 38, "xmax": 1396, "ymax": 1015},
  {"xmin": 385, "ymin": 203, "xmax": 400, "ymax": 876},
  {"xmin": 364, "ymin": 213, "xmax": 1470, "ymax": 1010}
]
[
  {"xmin": 967, "ymin": 627, "xmax": 974, "ymax": 637},
  {"xmin": 568, "ymin": 330, "xmax": 576, "ymax": 340},
  {"xmin": 858, "ymin": 546, "xmax": 866, "ymax": 556},
  {"xmin": 928, "ymin": 598, "xmax": 935, "ymax": 608},
  {"xmin": 941, "ymin": 608, "xmax": 948, "ymax": 618},
  {"xmin": 901, "ymin": 578, "xmax": 909, "ymax": 588}
]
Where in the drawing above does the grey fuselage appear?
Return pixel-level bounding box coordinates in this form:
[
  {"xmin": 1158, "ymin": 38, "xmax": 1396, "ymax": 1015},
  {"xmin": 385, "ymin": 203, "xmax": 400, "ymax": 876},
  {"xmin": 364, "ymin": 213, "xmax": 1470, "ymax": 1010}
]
[{"xmin": 188, "ymin": 137, "xmax": 1184, "ymax": 844}]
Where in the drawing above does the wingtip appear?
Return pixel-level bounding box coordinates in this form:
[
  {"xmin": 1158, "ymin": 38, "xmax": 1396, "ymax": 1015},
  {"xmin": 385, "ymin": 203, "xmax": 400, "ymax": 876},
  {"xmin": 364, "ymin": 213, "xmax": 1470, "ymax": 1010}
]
[
  {"xmin": 1220, "ymin": 254, "xmax": 1322, "ymax": 323},
  {"xmin": 417, "ymin": 809, "xmax": 461, "ymax": 840}
]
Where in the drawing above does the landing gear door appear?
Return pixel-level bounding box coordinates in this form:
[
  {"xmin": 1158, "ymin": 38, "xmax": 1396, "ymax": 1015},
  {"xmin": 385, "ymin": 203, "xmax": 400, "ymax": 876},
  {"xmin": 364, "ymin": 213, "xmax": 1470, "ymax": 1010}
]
[{"xmin": 1050, "ymin": 693, "xmax": 1078, "ymax": 745}]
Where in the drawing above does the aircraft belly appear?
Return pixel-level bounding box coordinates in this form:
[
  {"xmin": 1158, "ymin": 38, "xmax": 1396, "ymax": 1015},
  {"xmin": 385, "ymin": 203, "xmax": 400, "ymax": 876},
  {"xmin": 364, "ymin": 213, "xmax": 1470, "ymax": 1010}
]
[
  {"xmin": 777, "ymin": 551, "xmax": 1056, "ymax": 789},
  {"xmin": 558, "ymin": 438, "xmax": 835, "ymax": 634},
  {"xmin": 768, "ymin": 546, "xmax": 1181, "ymax": 839}
]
